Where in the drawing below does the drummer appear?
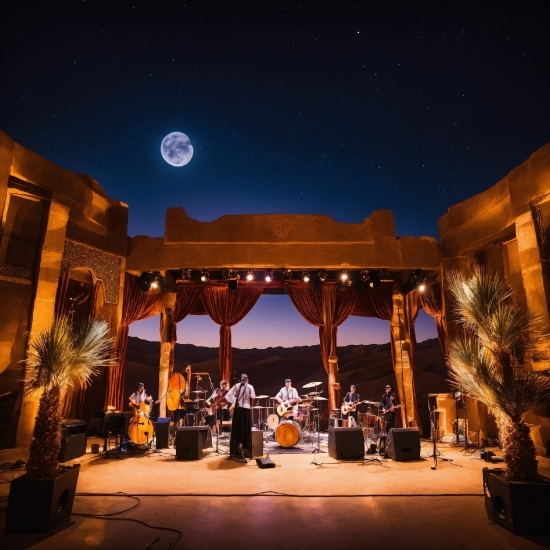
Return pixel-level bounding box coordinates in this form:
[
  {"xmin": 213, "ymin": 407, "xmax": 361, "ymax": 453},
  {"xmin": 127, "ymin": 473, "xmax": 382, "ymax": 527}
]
[{"xmin": 275, "ymin": 379, "xmax": 302, "ymax": 420}]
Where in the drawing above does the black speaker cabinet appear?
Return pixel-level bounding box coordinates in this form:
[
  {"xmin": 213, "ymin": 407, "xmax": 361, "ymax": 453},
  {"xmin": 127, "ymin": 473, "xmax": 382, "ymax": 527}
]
[
  {"xmin": 59, "ymin": 419, "xmax": 87, "ymax": 462},
  {"xmin": 484, "ymin": 468, "xmax": 550, "ymax": 535},
  {"xmin": 386, "ymin": 428, "xmax": 420, "ymax": 461},
  {"xmin": 154, "ymin": 419, "xmax": 170, "ymax": 449},
  {"xmin": 252, "ymin": 430, "xmax": 263, "ymax": 457},
  {"xmin": 175, "ymin": 427, "xmax": 212, "ymax": 460},
  {"xmin": 328, "ymin": 427, "xmax": 364, "ymax": 460}
]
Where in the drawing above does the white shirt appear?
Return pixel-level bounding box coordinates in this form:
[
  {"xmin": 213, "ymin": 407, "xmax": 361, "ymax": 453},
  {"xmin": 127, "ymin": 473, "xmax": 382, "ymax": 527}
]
[
  {"xmin": 129, "ymin": 390, "xmax": 152, "ymax": 405},
  {"xmin": 207, "ymin": 388, "xmax": 228, "ymax": 409},
  {"xmin": 225, "ymin": 382, "xmax": 255, "ymax": 409},
  {"xmin": 276, "ymin": 386, "xmax": 300, "ymax": 416}
]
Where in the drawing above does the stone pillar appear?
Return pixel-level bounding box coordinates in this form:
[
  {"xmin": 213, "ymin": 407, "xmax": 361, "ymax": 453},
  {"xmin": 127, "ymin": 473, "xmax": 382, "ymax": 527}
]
[
  {"xmin": 390, "ymin": 286, "xmax": 422, "ymax": 435},
  {"xmin": 16, "ymin": 200, "xmax": 70, "ymax": 447},
  {"xmin": 516, "ymin": 212, "xmax": 550, "ymax": 371},
  {"xmin": 158, "ymin": 290, "xmax": 176, "ymax": 418}
]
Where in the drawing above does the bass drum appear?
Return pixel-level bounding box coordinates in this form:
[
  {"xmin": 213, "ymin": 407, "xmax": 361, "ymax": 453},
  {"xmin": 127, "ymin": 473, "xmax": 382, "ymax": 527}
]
[
  {"xmin": 267, "ymin": 413, "xmax": 280, "ymax": 430},
  {"xmin": 275, "ymin": 420, "xmax": 300, "ymax": 448}
]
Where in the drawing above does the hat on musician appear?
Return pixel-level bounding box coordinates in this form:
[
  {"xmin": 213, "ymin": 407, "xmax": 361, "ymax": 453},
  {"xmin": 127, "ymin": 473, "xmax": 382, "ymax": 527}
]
[
  {"xmin": 220, "ymin": 380, "xmax": 227, "ymax": 385},
  {"xmin": 241, "ymin": 374, "xmax": 248, "ymax": 380},
  {"xmin": 350, "ymin": 385, "xmax": 356, "ymax": 389},
  {"xmin": 137, "ymin": 383, "xmax": 144, "ymax": 388},
  {"xmin": 385, "ymin": 384, "xmax": 391, "ymax": 389},
  {"xmin": 285, "ymin": 378, "xmax": 291, "ymax": 383}
]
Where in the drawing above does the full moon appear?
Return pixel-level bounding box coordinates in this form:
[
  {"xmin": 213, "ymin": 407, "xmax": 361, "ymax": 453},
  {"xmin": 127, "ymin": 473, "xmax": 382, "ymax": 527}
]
[{"xmin": 160, "ymin": 132, "xmax": 193, "ymax": 166}]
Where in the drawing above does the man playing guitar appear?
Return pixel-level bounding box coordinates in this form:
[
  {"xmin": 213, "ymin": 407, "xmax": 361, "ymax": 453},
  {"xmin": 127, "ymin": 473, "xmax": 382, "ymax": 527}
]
[
  {"xmin": 381, "ymin": 383, "xmax": 400, "ymax": 434},
  {"xmin": 275, "ymin": 379, "xmax": 302, "ymax": 420},
  {"xmin": 205, "ymin": 380, "xmax": 230, "ymax": 429},
  {"xmin": 342, "ymin": 385, "xmax": 360, "ymax": 427}
]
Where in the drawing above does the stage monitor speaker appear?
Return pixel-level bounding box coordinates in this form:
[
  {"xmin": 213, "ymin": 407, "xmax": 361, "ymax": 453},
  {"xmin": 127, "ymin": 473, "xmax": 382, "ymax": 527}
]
[
  {"xmin": 328, "ymin": 427, "xmax": 364, "ymax": 460},
  {"xmin": 59, "ymin": 419, "xmax": 87, "ymax": 462},
  {"xmin": 154, "ymin": 418, "xmax": 170, "ymax": 449},
  {"xmin": 252, "ymin": 430, "xmax": 263, "ymax": 457},
  {"xmin": 175, "ymin": 427, "xmax": 212, "ymax": 460},
  {"xmin": 386, "ymin": 428, "xmax": 420, "ymax": 461}
]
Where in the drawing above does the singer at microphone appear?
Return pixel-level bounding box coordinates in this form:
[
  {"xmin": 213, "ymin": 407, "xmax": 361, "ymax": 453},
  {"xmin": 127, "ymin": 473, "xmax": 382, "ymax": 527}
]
[{"xmin": 225, "ymin": 374, "xmax": 255, "ymax": 459}]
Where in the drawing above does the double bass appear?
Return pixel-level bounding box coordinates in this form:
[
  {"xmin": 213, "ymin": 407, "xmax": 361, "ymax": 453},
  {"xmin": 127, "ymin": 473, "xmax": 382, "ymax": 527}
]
[{"xmin": 128, "ymin": 400, "xmax": 155, "ymax": 445}]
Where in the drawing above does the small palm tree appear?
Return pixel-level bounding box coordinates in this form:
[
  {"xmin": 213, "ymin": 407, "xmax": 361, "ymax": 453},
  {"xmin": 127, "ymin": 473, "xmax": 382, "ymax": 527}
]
[
  {"xmin": 24, "ymin": 316, "xmax": 114, "ymax": 478},
  {"xmin": 446, "ymin": 266, "xmax": 550, "ymax": 482}
]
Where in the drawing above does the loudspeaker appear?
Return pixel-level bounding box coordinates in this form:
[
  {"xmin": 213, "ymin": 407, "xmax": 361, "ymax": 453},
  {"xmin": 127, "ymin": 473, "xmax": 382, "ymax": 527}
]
[
  {"xmin": 252, "ymin": 430, "xmax": 264, "ymax": 457},
  {"xmin": 483, "ymin": 468, "xmax": 550, "ymax": 535},
  {"xmin": 386, "ymin": 428, "xmax": 420, "ymax": 461},
  {"xmin": 154, "ymin": 418, "xmax": 170, "ymax": 449},
  {"xmin": 175, "ymin": 427, "xmax": 212, "ymax": 460},
  {"xmin": 256, "ymin": 456, "xmax": 275, "ymax": 468},
  {"xmin": 328, "ymin": 427, "xmax": 364, "ymax": 460},
  {"xmin": 5, "ymin": 464, "xmax": 80, "ymax": 533},
  {"xmin": 59, "ymin": 419, "xmax": 87, "ymax": 462}
]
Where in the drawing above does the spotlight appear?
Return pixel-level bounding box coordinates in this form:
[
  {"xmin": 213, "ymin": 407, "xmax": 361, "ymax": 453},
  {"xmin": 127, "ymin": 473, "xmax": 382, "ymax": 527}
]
[
  {"xmin": 318, "ymin": 269, "xmax": 327, "ymax": 282},
  {"xmin": 283, "ymin": 269, "xmax": 293, "ymax": 281},
  {"xmin": 418, "ymin": 283, "xmax": 426, "ymax": 292},
  {"xmin": 246, "ymin": 270, "xmax": 254, "ymax": 282},
  {"xmin": 301, "ymin": 269, "xmax": 311, "ymax": 283},
  {"xmin": 264, "ymin": 270, "xmax": 273, "ymax": 283},
  {"xmin": 228, "ymin": 269, "xmax": 238, "ymax": 280},
  {"xmin": 138, "ymin": 271, "xmax": 165, "ymax": 292},
  {"xmin": 178, "ymin": 269, "xmax": 191, "ymax": 281},
  {"xmin": 339, "ymin": 270, "xmax": 349, "ymax": 282},
  {"xmin": 368, "ymin": 270, "xmax": 382, "ymax": 289},
  {"xmin": 221, "ymin": 268, "xmax": 229, "ymax": 281},
  {"xmin": 379, "ymin": 269, "xmax": 389, "ymax": 281},
  {"xmin": 400, "ymin": 269, "xmax": 425, "ymax": 294},
  {"xmin": 200, "ymin": 269, "xmax": 210, "ymax": 283},
  {"xmin": 360, "ymin": 269, "xmax": 369, "ymax": 282}
]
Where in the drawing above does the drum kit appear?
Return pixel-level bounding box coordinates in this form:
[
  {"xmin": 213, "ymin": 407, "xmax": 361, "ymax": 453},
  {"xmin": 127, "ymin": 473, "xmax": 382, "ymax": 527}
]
[
  {"xmin": 330, "ymin": 400, "xmax": 384, "ymax": 441},
  {"xmin": 252, "ymin": 381, "xmax": 327, "ymax": 448}
]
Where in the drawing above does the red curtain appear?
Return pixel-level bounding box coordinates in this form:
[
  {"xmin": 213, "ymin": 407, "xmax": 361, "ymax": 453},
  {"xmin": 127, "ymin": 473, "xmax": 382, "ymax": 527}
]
[
  {"xmin": 201, "ymin": 285, "xmax": 263, "ymax": 382},
  {"xmin": 160, "ymin": 284, "xmax": 203, "ymax": 374},
  {"xmin": 419, "ymin": 282, "xmax": 447, "ymax": 356},
  {"xmin": 286, "ymin": 282, "xmax": 357, "ymax": 411},
  {"xmin": 105, "ymin": 273, "xmax": 162, "ymax": 410},
  {"xmin": 352, "ymin": 283, "xmax": 393, "ymax": 320}
]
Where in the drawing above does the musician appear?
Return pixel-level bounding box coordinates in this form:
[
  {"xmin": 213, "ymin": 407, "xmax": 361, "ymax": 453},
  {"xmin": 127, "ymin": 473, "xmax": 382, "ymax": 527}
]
[
  {"xmin": 129, "ymin": 383, "xmax": 153, "ymax": 407},
  {"xmin": 342, "ymin": 385, "xmax": 360, "ymax": 426},
  {"xmin": 381, "ymin": 384, "xmax": 399, "ymax": 434},
  {"xmin": 275, "ymin": 379, "xmax": 302, "ymax": 420},
  {"xmin": 225, "ymin": 374, "xmax": 256, "ymax": 458},
  {"xmin": 205, "ymin": 380, "xmax": 230, "ymax": 428}
]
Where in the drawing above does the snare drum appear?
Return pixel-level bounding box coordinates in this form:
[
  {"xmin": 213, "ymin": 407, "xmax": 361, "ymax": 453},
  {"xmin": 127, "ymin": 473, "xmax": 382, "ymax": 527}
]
[{"xmin": 275, "ymin": 420, "xmax": 300, "ymax": 448}]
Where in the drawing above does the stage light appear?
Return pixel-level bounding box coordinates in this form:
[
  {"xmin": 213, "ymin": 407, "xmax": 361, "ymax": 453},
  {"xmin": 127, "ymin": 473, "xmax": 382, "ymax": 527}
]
[
  {"xmin": 246, "ymin": 270, "xmax": 254, "ymax": 281},
  {"xmin": 400, "ymin": 269, "xmax": 426, "ymax": 294},
  {"xmin": 138, "ymin": 271, "xmax": 165, "ymax": 292},
  {"xmin": 318, "ymin": 269, "xmax": 327, "ymax": 282},
  {"xmin": 200, "ymin": 269, "xmax": 210, "ymax": 283},
  {"xmin": 264, "ymin": 270, "xmax": 273, "ymax": 283},
  {"xmin": 360, "ymin": 269, "xmax": 369, "ymax": 282},
  {"xmin": 178, "ymin": 269, "xmax": 191, "ymax": 281},
  {"xmin": 339, "ymin": 270, "xmax": 348, "ymax": 282},
  {"xmin": 228, "ymin": 269, "xmax": 238, "ymax": 280},
  {"xmin": 283, "ymin": 269, "xmax": 293, "ymax": 281},
  {"xmin": 368, "ymin": 270, "xmax": 382, "ymax": 289},
  {"xmin": 418, "ymin": 283, "xmax": 426, "ymax": 292},
  {"xmin": 301, "ymin": 269, "xmax": 310, "ymax": 283},
  {"xmin": 221, "ymin": 268, "xmax": 229, "ymax": 281}
]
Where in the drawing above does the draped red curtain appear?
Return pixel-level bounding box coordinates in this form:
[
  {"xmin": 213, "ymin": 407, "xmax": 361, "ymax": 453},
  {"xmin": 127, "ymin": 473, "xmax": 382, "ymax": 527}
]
[
  {"xmin": 201, "ymin": 285, "xmax": 263, "ymax": 382},
  {"xmin": 286, "ymin": 282, "xmax": 357, "ymax": 411},
  {"xmin": 419, "ymin": 282, "xmax": 447, "ymax": 356},
  {"xmin": 105, "ymin": 273, "xmax": 163, "ymax": 410},
  {"xmin": 160, "ymin": 284, "xmax": 203, "ymax": 375}
]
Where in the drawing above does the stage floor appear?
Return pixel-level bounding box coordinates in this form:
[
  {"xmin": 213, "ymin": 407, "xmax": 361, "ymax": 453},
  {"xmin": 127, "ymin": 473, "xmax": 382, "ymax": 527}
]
[{"xmin": 1, "ymin": 432, "xmax": 549, "ymax": 550}]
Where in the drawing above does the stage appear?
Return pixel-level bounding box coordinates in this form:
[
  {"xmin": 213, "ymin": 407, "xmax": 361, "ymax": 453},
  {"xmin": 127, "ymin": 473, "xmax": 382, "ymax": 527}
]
[{"xmin": 1, "ymin": 431, "xmax": 549, "ymax": 550}]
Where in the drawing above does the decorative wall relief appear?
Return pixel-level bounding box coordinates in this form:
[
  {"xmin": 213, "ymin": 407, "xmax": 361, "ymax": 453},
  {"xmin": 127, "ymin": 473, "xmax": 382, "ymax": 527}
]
[
  {"xmin": 270, "ymin": 219, "xmax": 292, "ymax": 240},
  {"xmin": 61, "ymin": 240, "xmax": 121, "ymax": 303}
]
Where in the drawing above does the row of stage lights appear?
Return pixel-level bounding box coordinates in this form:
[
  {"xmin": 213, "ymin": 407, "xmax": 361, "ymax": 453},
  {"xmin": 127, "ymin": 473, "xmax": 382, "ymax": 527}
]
[{"xmin": 138, "ymin": 268, "xmax": 427, "ymax": 294}]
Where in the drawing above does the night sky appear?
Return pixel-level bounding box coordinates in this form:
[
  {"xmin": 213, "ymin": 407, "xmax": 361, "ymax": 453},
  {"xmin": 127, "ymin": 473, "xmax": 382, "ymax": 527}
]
[{"xmin": 2, "ymin": 2, "xmax": 548, "ymax": 349}]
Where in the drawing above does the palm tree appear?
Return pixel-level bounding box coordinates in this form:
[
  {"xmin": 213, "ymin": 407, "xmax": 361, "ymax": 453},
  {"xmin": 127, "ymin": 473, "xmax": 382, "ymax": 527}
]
[
  {"xmin": 23, "ymin": 316, "xmax": 114, "ymax": 478},
  {"xmin": 446, "ymin": 266, "xmax": 550, "ymax": 482}
]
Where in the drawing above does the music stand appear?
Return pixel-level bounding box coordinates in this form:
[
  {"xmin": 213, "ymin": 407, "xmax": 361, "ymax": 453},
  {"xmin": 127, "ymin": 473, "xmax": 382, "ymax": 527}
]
[{"xmin": 103, "ymin": 413, "xmax": 126, "ymax": 458}]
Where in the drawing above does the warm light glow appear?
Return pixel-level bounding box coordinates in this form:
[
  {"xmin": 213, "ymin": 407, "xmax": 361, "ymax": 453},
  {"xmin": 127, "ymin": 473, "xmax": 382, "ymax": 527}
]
[
  {"xmin": 318, "ymin": 269, "xmax": 327, "ymax": 282},
  {"xmin": 340, "ymin": 270, "xmax": 348, "ymax": 282},
  {"xmin": 264, "ymin": 270, "xmax": 273, "ymax": 283},
  {"xmin": 418, "ymin": 283, "xmax": 426, "ymax": 292},
  {"xmin": 246, "ymin": 270, "xmax": 254, "ymax": 281},
  {"xmin": 200, "ymin": 269, "xmax": 209, "ymax": 282},
  {"xmin": 302, "ymin": 269, "xmax": 310, "ymax": 283},
  {"xmin": 150, "ymin": 281, "xmax": 159, "ymax": 290}
]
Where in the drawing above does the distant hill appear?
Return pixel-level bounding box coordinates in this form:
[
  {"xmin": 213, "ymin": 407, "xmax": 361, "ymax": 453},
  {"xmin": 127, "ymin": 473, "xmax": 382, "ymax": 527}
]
[{"xmin": 125, "ymin": 336, "xmax": 451, "ymax": 436}]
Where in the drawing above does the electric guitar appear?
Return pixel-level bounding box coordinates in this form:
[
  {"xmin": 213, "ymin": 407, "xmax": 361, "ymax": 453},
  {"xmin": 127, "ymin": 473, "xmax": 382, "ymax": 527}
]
[
  {"xmin": 341, "ymin": 400, "xmax": 369, "ymax": 415},
  {"xmin": 277, "ymin": 398, "xmax": 300, "ymax": 418},
  {"xmin": 382, "ymin": 404, "xmax": 401, "ymax": 414}
]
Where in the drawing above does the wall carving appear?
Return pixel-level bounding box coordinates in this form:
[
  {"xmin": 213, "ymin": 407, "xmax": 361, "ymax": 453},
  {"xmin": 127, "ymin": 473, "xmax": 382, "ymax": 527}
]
[{"xmin": 61, "ymin": 240, "xmax": 121, "ymax": 303}]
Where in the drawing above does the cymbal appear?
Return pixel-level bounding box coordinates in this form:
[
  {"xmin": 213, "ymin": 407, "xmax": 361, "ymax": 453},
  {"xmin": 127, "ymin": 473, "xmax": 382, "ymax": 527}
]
[
  {"xmin": 191, "ymin": 390, "xmax": 207, "ymax": 393},
  {"xmin": 256, "ymin": 395, "xmax": 269, "ymax": 399},
  {"xmin": 303, "ymin": 381, "xmax": 322, "ymax": 388},
  {"xmin": 311, "ymin": 396, "xmax": 327, "ymax": 401},
  {"xmin": 310, "ymin": 408, "xmax": 319, "ymax": 411},
  {"xmin": 307, "ymin": 392, "xmax": 320, "ymax": 396},
  {"xmin": 252, "ymin": 406, "xmax": 266, "ymax": 409},
  {"xmin": 365, "ymin": 401, "xmax": 380, "ymax": 406}
]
